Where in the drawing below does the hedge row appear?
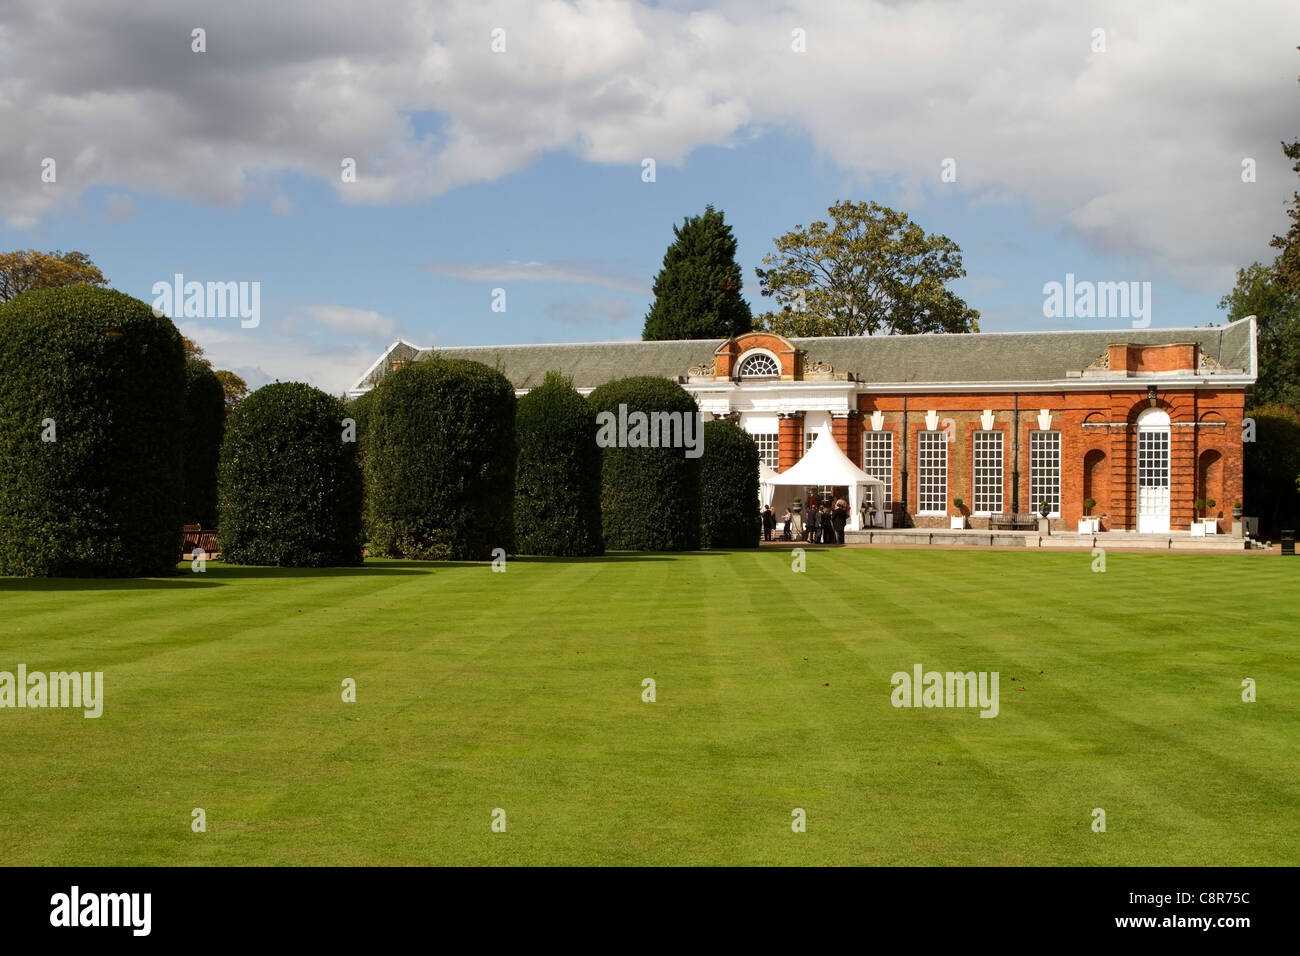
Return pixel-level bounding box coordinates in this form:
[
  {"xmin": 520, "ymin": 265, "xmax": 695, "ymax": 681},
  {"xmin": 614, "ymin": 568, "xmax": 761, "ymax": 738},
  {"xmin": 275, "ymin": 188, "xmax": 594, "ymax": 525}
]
[{"xmin": 0, "ymin": 287, "xmax": 762, "ymax": 575}]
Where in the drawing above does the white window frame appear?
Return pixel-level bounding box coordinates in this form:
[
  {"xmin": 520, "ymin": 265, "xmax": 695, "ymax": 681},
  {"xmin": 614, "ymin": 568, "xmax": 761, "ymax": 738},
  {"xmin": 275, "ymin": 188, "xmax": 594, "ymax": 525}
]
[
  {"xmin": 752, "ymin": 433, "xmax": 779, "ymax": 469},
  {"xmin": 917, "ymin": 430, "xmax": 948, "ymax": 514},
  {"xmin": 972, "ymin": 430, "xmax": 1004, "ymax": 515},
  {"xmin": 1029, "ymin": 430, "xmax": 1062, "ymax": 518},
  {"xmin": 862, "ymin": 431, "xmax": 893, "ymax": 508},
  {"xmin": 735, "ymin": 350, "xmax": 781, "ymax": 379}
]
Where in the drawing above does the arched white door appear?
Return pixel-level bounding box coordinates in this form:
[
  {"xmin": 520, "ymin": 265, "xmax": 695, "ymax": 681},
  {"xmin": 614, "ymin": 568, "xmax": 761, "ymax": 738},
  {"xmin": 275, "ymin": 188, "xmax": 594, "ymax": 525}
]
[{"xmin": 1136, "ymin": 408, "xmax": 1171, "ymax": 533}]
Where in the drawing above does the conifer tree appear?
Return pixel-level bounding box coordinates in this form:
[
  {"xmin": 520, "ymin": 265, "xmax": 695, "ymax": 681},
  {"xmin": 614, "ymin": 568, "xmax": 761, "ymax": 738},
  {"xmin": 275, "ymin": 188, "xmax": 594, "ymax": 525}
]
[{"xmin": 642, "ymin": 205, "xmax": 752, "ymax": 340}]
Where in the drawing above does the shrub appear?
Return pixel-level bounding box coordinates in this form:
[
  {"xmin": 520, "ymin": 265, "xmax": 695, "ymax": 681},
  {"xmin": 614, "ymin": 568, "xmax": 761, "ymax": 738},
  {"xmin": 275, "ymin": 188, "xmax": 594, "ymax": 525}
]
[
  {"xmin": 698, "ymin": 419, "xmax": 760, "ymax": 548},
  {"xmin": 364, "ymin": 359, "xmax": 516, "ymax": 560},
  {"xmin": 183, "ymin": 358, "xmax": 225, "ymax": 527},
  {"xmin": 217, "ymin": 382, "xmax": 363, "ymax": 566},
  {"xmin": 0, "ymin": 286, "xmax": 185, "ymax": 576},
  {"xmin": 1243, "ymin": 404, "xmax": 1300, "ymax": 535},
  {"xmin": 587, "ymin": 376, "xmax": 701, "ymax": 551},
  {"xmin": 514, "ymin": 371, "xmax": 603, "ymax": 556}
]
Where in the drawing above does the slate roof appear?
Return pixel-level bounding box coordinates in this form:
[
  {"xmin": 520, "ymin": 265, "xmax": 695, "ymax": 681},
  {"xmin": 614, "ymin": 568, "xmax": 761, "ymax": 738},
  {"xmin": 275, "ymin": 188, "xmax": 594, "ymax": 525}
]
[{"xmin": 350, "ymin": 319, "xmax": 1255, "ymax": 394}]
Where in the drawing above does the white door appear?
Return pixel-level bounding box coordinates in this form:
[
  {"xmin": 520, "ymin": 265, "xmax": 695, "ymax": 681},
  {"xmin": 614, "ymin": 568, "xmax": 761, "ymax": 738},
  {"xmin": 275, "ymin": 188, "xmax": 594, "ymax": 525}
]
[{"xmin": 1136, "ymin": 409, "xmax": 1170, "ymax": 533}]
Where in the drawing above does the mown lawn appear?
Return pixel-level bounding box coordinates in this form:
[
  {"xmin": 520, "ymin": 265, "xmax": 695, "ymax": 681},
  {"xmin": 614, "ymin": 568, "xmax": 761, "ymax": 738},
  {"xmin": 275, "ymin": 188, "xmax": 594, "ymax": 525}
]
[{"xmin": 0, "ymin": 548, "xmax": 1296, "ymax": 866}]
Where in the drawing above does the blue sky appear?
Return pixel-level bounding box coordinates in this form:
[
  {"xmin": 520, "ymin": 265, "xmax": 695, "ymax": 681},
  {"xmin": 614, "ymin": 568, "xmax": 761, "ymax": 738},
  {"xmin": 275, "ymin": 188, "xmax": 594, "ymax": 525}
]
[{"xmin": 3, "ymin": 0, "xmax": 1297, "ymax": 393}]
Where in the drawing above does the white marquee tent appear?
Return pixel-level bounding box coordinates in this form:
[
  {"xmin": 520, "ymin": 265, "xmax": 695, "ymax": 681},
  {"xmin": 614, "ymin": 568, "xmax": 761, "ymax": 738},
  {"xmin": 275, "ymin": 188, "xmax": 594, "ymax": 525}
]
[{"xmin": 760, "ymin": 430, "xmax": 888, "ymax": 531}]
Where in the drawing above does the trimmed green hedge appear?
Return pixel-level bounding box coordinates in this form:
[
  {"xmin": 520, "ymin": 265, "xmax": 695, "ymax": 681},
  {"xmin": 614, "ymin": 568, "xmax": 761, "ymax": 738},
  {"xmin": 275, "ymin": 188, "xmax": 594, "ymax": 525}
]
[
  {"xmin": 699, "ymin": 419, "xmax": 760, "ymax": 548},
  {"xmin": 183, "ymin": 358, "xmax": 225, "ymax": 527},
  {"xmin": 514, "ymin": 371, "xmax": 603, "ymax": 556},
  {"xmin": 364, "ymin": 359, "xmax": 516, "ymax": 560},
  {"xmin": 587, "ymin": 376, "xmax": 701, "ymax": 551},
  {"xmin": 1243, "ymin": 403, "xmax": 1300, "ymax": 535},
  {"xmin": 217, "ymin": 382, "xmax": 363, "ymax": 566},
  {"xmin": 0, "ymin": 285, "xmax": 186, "ymax": 576}
]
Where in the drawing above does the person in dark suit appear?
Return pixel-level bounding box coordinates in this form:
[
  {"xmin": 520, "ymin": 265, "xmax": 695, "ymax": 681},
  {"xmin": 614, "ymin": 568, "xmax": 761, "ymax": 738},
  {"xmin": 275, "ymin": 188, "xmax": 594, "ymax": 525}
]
[
  {"xmin": 832, "ymin": 501, "xmax": 847, "ymax": 543},
  {"xmin": 761, "ymin": 505, "xmax": 775, "ymax": 542},
  {"xmin": 809, "ymin": 505, "xmax": 824, "ymax": 544}
]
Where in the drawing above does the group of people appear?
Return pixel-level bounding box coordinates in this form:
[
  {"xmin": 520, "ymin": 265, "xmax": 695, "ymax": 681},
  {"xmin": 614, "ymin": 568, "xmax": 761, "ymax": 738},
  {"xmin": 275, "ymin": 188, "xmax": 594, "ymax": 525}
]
[{"xmin": 761, "ymin": 492, "xmax": 853, "ymax": 544}]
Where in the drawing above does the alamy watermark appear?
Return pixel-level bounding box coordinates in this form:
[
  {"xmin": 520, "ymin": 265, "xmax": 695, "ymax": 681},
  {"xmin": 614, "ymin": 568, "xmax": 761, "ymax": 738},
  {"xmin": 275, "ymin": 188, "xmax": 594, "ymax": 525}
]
[
  {"xmin": 1042, "ymin": 273, "xmax": 1151, "ymax": 328},
  {"xmin": 0, "ymin": 665, "xmax": 103, "ymax": 718},
  {"xmin": 891, "ymin": 664, "xmax": 999, "ymax": 718},
  {"xmin": 151, "ymin": 273, "xmax": 260, "ymax": 328},
  {"xmin": 595, "ymin": 404, "xmax": 702, "ymax": 458}
]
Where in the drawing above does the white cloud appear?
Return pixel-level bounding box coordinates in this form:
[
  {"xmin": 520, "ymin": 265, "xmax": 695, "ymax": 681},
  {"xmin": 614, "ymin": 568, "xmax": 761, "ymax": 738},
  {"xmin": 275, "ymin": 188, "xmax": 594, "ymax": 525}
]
[
  {"xmin": 180, "ymin": 301, "xmax": 403, "ymax": 394},
  {"xmin": 286, "ymin": 304, "xmax": 401, "ymax": 342},
  {"xmin": 543, "ymin": 295, "xmax": 637, "ymax": 325},
  {"xmin": 424, "ymin": 259, "xmax": 649, "ymax": 294},
  {"xmin": 1, "ymin": 0, "xmax": 1298, "ymax": 289}
]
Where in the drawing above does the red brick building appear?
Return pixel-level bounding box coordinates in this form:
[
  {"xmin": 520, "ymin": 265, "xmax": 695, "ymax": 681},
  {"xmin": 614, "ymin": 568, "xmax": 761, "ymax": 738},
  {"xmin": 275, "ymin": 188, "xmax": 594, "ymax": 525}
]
[{"xmin": 351, "ymin": 318, "xmax": 1256, "ymax": 535}]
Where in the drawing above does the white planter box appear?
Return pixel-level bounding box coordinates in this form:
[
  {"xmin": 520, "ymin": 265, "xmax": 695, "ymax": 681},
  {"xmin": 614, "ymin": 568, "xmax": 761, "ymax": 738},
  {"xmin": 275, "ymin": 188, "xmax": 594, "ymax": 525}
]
[
  {"xmin": 1190, "ymin": 521, "xmax": 1206, "ymax": 538},
  {"xmin": 1077, "ymin": 518, "xmax": 1097, "ymax": 534},
  {"xmin": 1203, "ymin": 518, "xmax": 1218, "ymax": 535},
  {"xmin": 883, "ymin": 512, "xmax": 894, "ymax": 529},
  {"xmin": 950, "ymin": 517, "xmax": 966, "ymax": 530}
]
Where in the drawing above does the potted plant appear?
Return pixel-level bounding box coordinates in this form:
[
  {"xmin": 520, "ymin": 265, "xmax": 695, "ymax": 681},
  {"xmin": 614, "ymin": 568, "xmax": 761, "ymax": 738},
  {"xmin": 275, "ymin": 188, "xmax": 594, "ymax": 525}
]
[
  {"xmin": 1204, "ymin": 498, "xmax": 1218, "ymax": 534},
  {"xmin": 951, "ymin": 497, "xmax": 967, "ymax": 530},
  {"xmin": 1037, "ymin": 499, "xmax": 1051, "ymax": 534},
  {"xmin": 1079, "ymin": 497, "xmax": 1098, "ymax": 534},
  {"xmin": 1232, "ymin": 500, "xmax": 1243, "ymax": 519}
]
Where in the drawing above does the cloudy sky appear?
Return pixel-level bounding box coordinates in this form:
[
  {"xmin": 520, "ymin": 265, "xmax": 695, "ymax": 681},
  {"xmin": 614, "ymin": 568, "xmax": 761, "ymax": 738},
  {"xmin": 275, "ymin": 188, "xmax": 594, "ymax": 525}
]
[{"xmin": 2, "ymin": 0, "xmax": 1298, "ymax": 393}]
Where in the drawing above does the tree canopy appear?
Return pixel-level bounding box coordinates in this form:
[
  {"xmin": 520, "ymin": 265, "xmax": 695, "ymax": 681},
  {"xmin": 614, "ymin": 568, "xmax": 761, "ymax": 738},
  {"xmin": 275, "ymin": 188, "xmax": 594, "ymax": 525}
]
[
  {"xmin": 642, "ymin": 205, "xmax": 753, "ymax": 340},
  {"xmin": 0, "ymin": 249, "xmax": 107, "ymax": 303},
  {"xmin": 1271, "ymin": 49, "xmax": 1300, "ymax": 296},
  {"xmin": 1218, "ymin": 262, "xmax": 1300, "ymax": 409},
  {"xmin": 754, "ymin": 200, "xmax": 979, "ymax": 337}
]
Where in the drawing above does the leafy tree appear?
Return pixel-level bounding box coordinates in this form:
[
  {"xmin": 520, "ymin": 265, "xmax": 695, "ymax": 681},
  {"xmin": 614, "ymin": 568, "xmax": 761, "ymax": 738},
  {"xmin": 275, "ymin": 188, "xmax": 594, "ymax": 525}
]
[
  {"xmin": 698, "ymin": 420, "xmax": 760, "ymax": 548},
  {"xmin": 643, "ymin": 205, "xmax": 752, "ymax": 340},
  {"xmin": 754, "ymin": 200, "xmax": 980, "ymax": 337},
  {"xmin": 1271, "ymin": 50, "xmax": 1300, "ymax": 296},
  {"xmin": 514, "ymin": 371, "xmax": 603, "ymax": 556},
  {"xmin": 214, "ymin": 369, "xmax": 249, "ymax": 416},
  {"xmin": 1218, "ymin": 262, "xmax": 1300, "ymax": 409},
  {"xmin": 0, "ymin": 250, "xmax": 107, "ymax": 303}
]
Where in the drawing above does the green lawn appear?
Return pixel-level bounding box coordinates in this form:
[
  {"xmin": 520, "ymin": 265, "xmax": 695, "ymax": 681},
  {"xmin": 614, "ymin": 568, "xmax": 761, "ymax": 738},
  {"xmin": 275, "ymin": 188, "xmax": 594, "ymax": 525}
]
[{"xmin": 0, "ymin": 548, "xmax": 1296, "ymax": 866}]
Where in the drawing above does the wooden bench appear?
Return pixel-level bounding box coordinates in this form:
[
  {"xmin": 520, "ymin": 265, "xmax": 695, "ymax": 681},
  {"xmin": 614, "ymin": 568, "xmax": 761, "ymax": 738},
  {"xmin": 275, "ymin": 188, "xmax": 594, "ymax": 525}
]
[
  {"xmin": 989, "ymin": 514, "xmax": 1039, "ymax": 531},
  {"xmin": 181, "ymin": 525, "xmax": 219, "ymax": 559}
]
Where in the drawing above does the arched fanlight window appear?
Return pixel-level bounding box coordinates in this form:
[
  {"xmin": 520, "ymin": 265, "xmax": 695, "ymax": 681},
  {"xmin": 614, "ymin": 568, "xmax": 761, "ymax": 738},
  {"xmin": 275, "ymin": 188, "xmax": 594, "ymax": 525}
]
[{"xmin": 737, "ymin": 352, "xmax": 780, "ymax": 379}]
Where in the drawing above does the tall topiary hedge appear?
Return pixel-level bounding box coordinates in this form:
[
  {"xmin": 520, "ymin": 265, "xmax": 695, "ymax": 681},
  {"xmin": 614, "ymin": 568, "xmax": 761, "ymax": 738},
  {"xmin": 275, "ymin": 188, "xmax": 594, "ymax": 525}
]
[
  {"xmin": 0, "ymin": 286, "xmax": 185, "ymax": 576},
  {"xmin": 587, "ymin": 376, "xmax": 701, "ymax": 551},
  {"xmin": 514, "ymin": 371, "xmax": 603, "ymax": 556},
  {"xmin": 183, "ymin": 357, "xmax": 225, "ymax": 527},
  {"xmin": 217, "ymin": 382, "xmax": 363, "ymax": 566},
  {"xmin": 699, "ymin": 419, "xmax": 760, "ymax": 548},
  {"xmin": 364, "ymin": 359, "xmax": 516, "ymax": 560}
]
